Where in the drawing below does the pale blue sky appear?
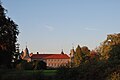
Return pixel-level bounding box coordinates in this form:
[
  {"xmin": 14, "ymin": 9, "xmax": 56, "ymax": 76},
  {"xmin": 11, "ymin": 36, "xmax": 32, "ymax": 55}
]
[{"xmin": 2, "ymin": 0, "xmax": 120, "ymax": 54}]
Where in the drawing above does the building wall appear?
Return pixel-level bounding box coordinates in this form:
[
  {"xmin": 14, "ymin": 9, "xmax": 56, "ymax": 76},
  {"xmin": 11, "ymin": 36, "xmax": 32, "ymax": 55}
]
[
  {"xmin": 46, "ymin": 59, "xmax": 70, "ymax": 68},
  {"xmin": 32, "ymin": 58, "xmax": 70, "ymax": 68}
]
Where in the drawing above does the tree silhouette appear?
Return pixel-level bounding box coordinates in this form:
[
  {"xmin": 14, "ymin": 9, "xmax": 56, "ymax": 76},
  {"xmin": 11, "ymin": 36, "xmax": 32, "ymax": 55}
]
[
  {"xmin": 0, "ymin": 3, "xmax": 19, "ymax": 68},
  {"xmin": 37, "ymin": 61, "xmax": 47, "ymax": 70}
]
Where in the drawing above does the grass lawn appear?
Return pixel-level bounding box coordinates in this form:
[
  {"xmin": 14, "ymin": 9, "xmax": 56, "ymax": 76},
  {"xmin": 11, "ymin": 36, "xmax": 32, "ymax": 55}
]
[
  {"xmin": 0, "ymin": 69, "xmax": 57, "ymax": 80},
  {"xmin": 42, "ymin": 70, "xmax": 57, "ymax": 76}
]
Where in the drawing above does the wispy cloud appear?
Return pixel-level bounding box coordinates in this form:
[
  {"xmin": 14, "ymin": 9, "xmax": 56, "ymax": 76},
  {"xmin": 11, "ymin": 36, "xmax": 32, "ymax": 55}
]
[
  {"xmin": 45, "ymin": 25, "xmax": 54, "ymax": 31},
  {"xmin": 84, "ymin": 27, "xmax": 97, "ymax": 31}
]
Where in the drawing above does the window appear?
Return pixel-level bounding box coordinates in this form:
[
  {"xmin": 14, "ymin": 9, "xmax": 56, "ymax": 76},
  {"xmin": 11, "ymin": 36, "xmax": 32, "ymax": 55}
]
[{"xmin": 48, "ymin": 59, "xmax": 50, "ymax": 62}]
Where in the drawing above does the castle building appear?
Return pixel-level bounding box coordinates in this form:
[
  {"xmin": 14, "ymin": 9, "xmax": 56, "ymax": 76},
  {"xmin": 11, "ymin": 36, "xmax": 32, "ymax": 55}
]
[
  {"xmin": 20, "ymin": 47, "xmax": 70, "ymax": 68},
  {"xmin": 20, "ymin": 46, "xmax": 31, "ymax": 62},
  {"xmin": 31, "ymin": 51, "xmax": 70, "ymax": 68}
]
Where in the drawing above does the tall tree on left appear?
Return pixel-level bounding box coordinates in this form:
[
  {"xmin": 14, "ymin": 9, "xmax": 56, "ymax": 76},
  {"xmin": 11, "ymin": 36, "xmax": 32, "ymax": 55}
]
[{"xmin": 0, "ymin": 2, "xmax": 19, "ymax": 68}]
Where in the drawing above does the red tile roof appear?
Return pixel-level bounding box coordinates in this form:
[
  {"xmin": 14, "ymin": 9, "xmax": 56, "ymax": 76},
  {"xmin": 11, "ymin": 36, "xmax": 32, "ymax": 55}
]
[{"xmin": 31, "ymin": 54, "xmax": 70, "ymax": 59}]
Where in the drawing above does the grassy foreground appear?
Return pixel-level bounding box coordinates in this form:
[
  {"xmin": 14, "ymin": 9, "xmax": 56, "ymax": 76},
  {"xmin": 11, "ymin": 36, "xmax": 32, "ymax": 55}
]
[{"xmin": 0, "ymin": 69, "xmax": 57, "ymax": 80}]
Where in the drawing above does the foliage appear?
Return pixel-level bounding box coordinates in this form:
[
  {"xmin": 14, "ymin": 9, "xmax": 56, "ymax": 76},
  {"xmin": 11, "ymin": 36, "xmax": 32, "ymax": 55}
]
[
  {"xmin": 57, "ymin": 60, "xmax": 108, "ymax": 80},
  {"xmin": 81, "ymin": 46, "xmax": 90, "ymax": 63},
  {"xmin": 56, "ymin": 67, "xmax": 70, "ymax": 80},
  {"xmin": 0, "ymin": 3, "xmax": 19, "ymax": 68},
  {"xmin": 15, "ymin": 60, "xmax": 33, "ymax": 70},
  {"xmin": 0, "ymin": 4, "xmax": 19, "ymax": 51},
  {"xmin": 15, "ymin": 60, "xmax": 47, "ymax": 70},
  {"xmin": 0, "ymin": 51, "xmax": 12, "ymax": 68},
  {"xmin": 73, "ymin": 45, "xmax": 83, "ymax": 66},
  {"xmin": 108, "ymin": 45, "xmax": 120, "ymax": 63},
  {"xmin": 32, "ymin": 60, "xmax": 47, "ymax": 70},
  {"xmin": 98, "ymin": 33, "xmax": 120, "ymax": 60},
  {"xmin": 72, "ymin": 45, "xmax": 92, "ymax": 67},
  {"xmin": 108, "ymin": 71, "xmax": 120, "ymax": 80},
  {"xmin": 81, "ymin": 46, "xmax": 90, "ymax": 56},
  {"xmin": 57, "ymin": 33, "xmax": 120, "ymax": 80}
]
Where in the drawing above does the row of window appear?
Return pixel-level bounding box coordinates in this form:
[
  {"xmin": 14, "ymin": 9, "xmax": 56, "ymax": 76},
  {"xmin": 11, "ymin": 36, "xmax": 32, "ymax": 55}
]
[
  {"xmin": 47, "ymin": 59, "xmax": 68, "ymax": 62},
  {"xmin": 47, "ymin": 63, "xmax": 66, "ymax": 67}
]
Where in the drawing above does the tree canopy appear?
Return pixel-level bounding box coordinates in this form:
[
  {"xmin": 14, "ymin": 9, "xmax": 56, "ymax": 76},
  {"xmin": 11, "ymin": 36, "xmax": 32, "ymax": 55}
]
[
  {"xmin": 98, "ymin": 33, "xmax": 120, "ymax": 60},
  {"xmin": 57, "ymin": 33, "xmax": 120, "ymax": 80},
  {"xmin": 73, "ymin": 45, "xmax": 83, "ymax": 66},
  {"xmin": 0, "ymin": 3, "xmax": 19, "ymax": 68}
]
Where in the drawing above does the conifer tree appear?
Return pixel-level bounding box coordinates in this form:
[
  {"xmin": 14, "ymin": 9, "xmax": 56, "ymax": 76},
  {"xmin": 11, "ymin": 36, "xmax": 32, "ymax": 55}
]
[
  {"xmin": 74, "ymin": 45, "xmax": 83, "ymax": 66},
  {"xmin": 0, "ymin": 2, "xmax": 19, "ymax": 68}
]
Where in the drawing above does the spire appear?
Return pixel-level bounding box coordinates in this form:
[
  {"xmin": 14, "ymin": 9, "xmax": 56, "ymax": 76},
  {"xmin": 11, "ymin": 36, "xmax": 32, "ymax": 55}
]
[
  {"xmin": 25, "ymin": 42, "xmax": 28, "ymax": 53},
  {"xmin": 70, "ymin": 46, "xmax": 75, "ymax": 57},
  {"xmin": 25, "ymin": 47, "xmax": 29, "ymax": 55},
  {"xmin": 24, "ymin": 42, "xmax": 29, "ymax": 55},
  {"xmin": 26, "ymin": 42, "xmax": 27, "ymax": 48},
  {"xmin": 61, "ymin": 49, "xmax": 64, "ymax": 54}
]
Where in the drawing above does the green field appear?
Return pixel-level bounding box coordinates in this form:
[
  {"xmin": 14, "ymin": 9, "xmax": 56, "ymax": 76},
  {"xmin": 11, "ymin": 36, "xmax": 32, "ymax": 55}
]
[
  {"xmin": 0, "ymin": 69, "xmax": 57, "ymax": 80},
  {"xmin": 42, "ymin": 70, "xmax": 57, "ymax": 76}
]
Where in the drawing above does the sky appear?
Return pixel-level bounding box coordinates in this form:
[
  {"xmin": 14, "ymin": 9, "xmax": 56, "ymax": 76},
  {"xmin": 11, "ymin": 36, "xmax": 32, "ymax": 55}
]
[{"xmin": 2, "ymin": 0, "xmax": 120, "ymax": 54}]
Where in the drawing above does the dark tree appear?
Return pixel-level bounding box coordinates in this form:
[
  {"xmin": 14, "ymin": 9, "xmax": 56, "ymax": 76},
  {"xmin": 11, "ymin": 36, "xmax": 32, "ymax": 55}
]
[
  {"xmin": 0, "ymin": 2, "xmax": 19, "ymax": 68},
  {"xmin": 73, "ymin": 45, "xmax": 83, "ymax": 66},
  {"xmin": 81, "ymin": 46, "xmax": 91, "ymax": 62},
  {"xmin": 37, "ymin": 61, "xmax": 47, "ymax": 70},
  {"xmin": 81, "ymin": 46, "xmax": 90, "ymax": 55}
]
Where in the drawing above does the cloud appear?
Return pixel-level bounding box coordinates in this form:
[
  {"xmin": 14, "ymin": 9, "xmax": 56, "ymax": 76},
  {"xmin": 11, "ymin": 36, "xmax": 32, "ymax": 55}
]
[
  {"xmin": 84, "ymin": 27, "xmax": 97, "ymax": 31},
  {"xmin": 45, "ymin": 25, "xmax": 54, "ymax": 31}
]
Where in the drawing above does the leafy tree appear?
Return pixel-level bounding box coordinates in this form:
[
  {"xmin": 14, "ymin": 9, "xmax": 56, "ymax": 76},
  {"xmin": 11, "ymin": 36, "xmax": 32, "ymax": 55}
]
[
  {"xmin": 98, "ymin": 33, "xmax": 120, "ymax": 60},
  {"xmin": 97, "ymin": 33, "xmax": 120, "ymax": 79},
  {"xmin": 81, "ymin": 46, "xmax": 90, "ymax": 55},
  {"xmin": 109, "ymin": 45, "xmax": 120, "ymax": 61},
  {"xmin": 0, "ymin": 3, "xmax": 19, "ymax": 68},
  {"xmin": 32, "ymin": 60, "xmax": 47, "ymax": 70},
  {"xmin": 15, "ymin": 60, "xmax": 33, "ymax": 70},
  {"xmin": 37, "ymin": 61, "xmax": 47, "ymax": 70},
  {"xmin": 57, "ymin": 33, "xmax": 120, "ymax": 80},
  {"xmin": 81, "ymin": 46, "xmax": 90, "ymax": 62},
  {"xmin": 73, "ymin": 45, "xmax": 83, "ymax": 66}
]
